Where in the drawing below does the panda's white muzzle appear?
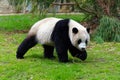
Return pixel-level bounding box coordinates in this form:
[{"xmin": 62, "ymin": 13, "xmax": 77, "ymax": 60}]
[{"xmin": 78, "ymin": 43, "xmax": 86, "ymax": 51}]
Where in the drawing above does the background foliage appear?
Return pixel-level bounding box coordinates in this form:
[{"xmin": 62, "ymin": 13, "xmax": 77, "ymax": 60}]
[
  {"xmin": 94, "ymin": 16, "xmax": 120, "ymax": 42},
  {"xmin": 8, "ymin": 0, "xmax": 24, "ymax": 12},
  {"xmin": 8, "ymin": 0, "xmax": 54, "ymax": 13},
  {"xmin": 74, "ymin": 0, "xmax": 120, "ymax": 18}
]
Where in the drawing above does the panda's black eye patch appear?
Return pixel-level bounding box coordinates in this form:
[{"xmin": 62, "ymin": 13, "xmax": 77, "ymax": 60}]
[
  {"xmin": 72, "ymin": 27, "xmax": 78, "ymax": 34},
  {"xmin": 85, "ymin": 40, "xmax": 88, "ymax": 45},
  {"xmin": 78, "ymin": 39, "xmax": 82, "ymax": 44}
]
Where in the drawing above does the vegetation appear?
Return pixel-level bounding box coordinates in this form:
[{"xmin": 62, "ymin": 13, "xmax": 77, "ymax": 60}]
[
  {"xmin": 0, "ymin": 14, "xmax": 39, "ymax": 31},
  {"xmin": 94, "ymin": 16, "xmax": 120, "ymax": 42},
  {"xmin": 74, "ymin": 0, "xmax": 120, "ymax": 19},
  {"xmin": 8, "ymin": 0, "xmax": 54, "ymax": 13},
  {"xmin": 8, "ymin": 0, "xmax": 24, "ymax": 12},
  {"xmin": 0, "ymin": 14, "xmax": 85, "ymax": 31}
]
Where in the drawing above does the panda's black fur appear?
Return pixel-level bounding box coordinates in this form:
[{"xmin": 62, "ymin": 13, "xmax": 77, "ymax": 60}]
[{"xmin": 16, "ymin": 18, "xmax": 89, "ymax": 62}]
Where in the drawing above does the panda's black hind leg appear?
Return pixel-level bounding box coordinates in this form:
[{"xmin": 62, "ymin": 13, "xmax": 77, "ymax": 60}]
[
  {"xmin": 43, "ymin": 45, "xmax": 55, "ymax": 59},
  {"xmin": 16, "ymin": 35, "xmax": 37, "ymax": 59}
]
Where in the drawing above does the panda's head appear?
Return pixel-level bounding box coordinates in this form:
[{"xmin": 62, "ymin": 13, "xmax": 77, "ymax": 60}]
[{"xmin": 69, "ymin": 20, "xmax": 90, "ymax": 51}]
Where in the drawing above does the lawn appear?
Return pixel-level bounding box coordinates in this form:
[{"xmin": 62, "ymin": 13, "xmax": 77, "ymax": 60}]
[
  {"xmin": 0, "ymin": 14, "xmax": 120, "ymax": 80},
  {"xmin": 0, "ymin": 13, "xmax": 85, "ymax": 31}
]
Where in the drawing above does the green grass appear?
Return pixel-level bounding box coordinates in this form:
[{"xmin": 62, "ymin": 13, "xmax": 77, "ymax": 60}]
[
  {"xmin": 0, "ymin": 31, "xmax": 120, "ymax": 80},
  {"xmin": 0, "ymin": 14, "xmax": 39, "ymax": 31},
  {"xmin": 0, "ymin": 13, "xmax": 85, "ymax": 31}
]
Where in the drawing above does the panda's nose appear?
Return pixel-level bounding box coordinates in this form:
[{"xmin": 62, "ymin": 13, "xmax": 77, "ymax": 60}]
[
  {"xmin": 78, "ymin": 43, "xmax": 86, "ymax": 51},
  {"xmin": 81, "ymin": 48, "xmax": 85, "ymax": 51}
]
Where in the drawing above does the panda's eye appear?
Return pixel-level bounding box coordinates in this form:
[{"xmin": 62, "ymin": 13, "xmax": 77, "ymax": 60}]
[
  {"xmin": 78, "ymin": 39, "xmax": 82, "ymax": 44},
  {"xmin": 85, "ymin": 40, "xmax": 88, "ymax": 45}
]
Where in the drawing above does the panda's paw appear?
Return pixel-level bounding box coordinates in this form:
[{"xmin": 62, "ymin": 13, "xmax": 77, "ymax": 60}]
[
  {"xmin": 59, "ymin": 59, "xmax": 69, "ymax": 63},
  {"xmin": 75, "ymin": 53, "xmax": 87, "ymax": 61},
  {"xmin": 80, "ymin": 56, "xmax": 87, "ymax": 61},
  {"xmin": 44, "ymin": 56, "xmax": 56, "ymax": 59},
  {"xmin": 16, "ymin": 55, "xmax": 24, "ymax": 59}
]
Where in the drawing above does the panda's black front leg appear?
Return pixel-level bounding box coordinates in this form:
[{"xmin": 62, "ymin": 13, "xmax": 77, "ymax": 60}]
[
  {"xmin": 54, "ymin": 41, "xmax": 69, "ymax": 62},
  {"xmin": 69, "ymin": 45, "xmax": 87, "ymax": 61},
  {"xmin": 56, "ymin": 46, "xmax": 69, "ymax": 62}
]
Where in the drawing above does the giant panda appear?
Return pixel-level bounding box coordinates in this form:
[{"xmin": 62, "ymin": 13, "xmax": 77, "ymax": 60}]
[{"xmin": 16, "ymin": 17, "xmax": 90, "ymax": 62}]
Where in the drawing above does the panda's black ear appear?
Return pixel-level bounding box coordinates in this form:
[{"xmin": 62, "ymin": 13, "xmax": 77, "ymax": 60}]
[
  {"xmin": 86, "ymin": 28, "xmax": 90, "ymax": 33},
  {"xmin": 72, "ymin": 27, "xmax": 78, "ymax": 34}
]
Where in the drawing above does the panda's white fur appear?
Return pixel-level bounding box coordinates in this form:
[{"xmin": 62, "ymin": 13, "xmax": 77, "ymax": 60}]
[
  {"xmin": 28, "ymin": 17, "xmax": 61, "ymax": 46},
  {"xmin": 28, "ymin": 17, "xmax": 90, "ymax": 50}
]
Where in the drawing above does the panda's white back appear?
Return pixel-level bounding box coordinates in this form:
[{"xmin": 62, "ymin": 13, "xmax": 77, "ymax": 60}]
[{"xmin": 28, "ymin": 17, "xmax": 61, "ymax": 46}]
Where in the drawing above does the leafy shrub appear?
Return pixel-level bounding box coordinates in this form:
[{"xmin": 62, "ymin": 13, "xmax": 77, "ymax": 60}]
[
  {"xmin": 93, "ymin": 36, "xmax": 104, "ymax": 44},
  {"xmin": 8, "ymin": 0, "xmax": 24, "ymax": 12},
  {"xmin": 94, "ymin": 16, "xmax": 120, "ymax": 42}
]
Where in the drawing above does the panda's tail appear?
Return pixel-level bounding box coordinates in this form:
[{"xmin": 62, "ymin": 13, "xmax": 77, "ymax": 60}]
[{"xmin": 16, "ymin": 35, "xmax": 37, "ymax": 59}]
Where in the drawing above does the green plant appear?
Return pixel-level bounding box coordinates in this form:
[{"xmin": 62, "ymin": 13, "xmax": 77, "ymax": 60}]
[
  {"xmin": 95, "ymin": 16, "xmax": 120, "ymax": 42},
  {"xmin": 8, "ymin": 0, "xmax": 24, "ymax": 12},
  {"xmin": 93, "ymin": 36, "xmax": 104, "ymax": 44},
  {"xmin": 30, "ymin": 0, "xmax": 54, "ymax": 18}
]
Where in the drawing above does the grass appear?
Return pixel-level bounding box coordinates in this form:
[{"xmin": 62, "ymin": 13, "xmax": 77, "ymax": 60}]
[
  {"xmin": 0, "ymin": 14, "xmax": 39, "ymax": 31},
  {"xmin": 0, "ymin": 13, "xmax": 85, "ymax": 31},
  {"xmin": 0, "ymin": 31, "xmax": 120, "ymax": 80},
  {"xmin": 0, "ymin": 14, "xmax": 120, "ymax": 80}
]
